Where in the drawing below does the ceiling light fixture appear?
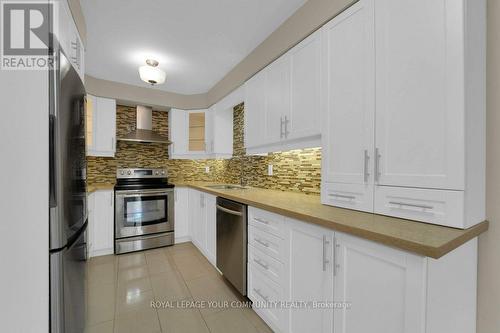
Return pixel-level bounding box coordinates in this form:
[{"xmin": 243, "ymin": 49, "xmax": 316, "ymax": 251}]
[{"xmin": 139, "ymin": 59, "xmax": 166, "ymax": 85}]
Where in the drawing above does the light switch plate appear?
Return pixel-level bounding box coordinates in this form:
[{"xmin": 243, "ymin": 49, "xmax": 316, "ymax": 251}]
[
  {"xmin": 268, "ymin": 164, "xmax": 273, "ymax": 176},
  {"xmin": 205, "ymin": 166, "xmax": 210, "ymax": 173}
]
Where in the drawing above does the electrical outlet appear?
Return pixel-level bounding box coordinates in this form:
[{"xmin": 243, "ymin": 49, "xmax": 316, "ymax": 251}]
[
  {"xmin": 268, "ymin": 164, "xmax": 273, "ymax": 176},
  {"xmin": 205, "ymin": 166, "xmax": 210, "ymax": 173}
]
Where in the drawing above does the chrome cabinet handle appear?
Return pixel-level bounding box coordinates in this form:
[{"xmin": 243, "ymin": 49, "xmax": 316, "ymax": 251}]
[
  {"xmin": 375, "ymin": 148, "xmax": 381, "ymax": 182},
  {"xmin": 322, "ymin": 235, "xmax": 330, "ymax": 272},
  {"xmin": 253, "ymin": 288, "xmax": 269, "ymax": 302},
  {"xmin": 280, "ymin": 116, "xmax": 284, "ymax": 139},
  {"xmin": 284, "ymin": 115, "xmax": 289, "ymax": 138},
  {"xmin": 253, "ymin": 258, "xmax": 269, "ymax": 270},
  {"xmin": 328, "ymin": 193, "xmax": 355, "ymax": 200},
  {"xmin": 110, "ymin": 192, "xmax": 113, "ymax": 206},
  {"xmin": 364, "ymin": 149, "xmax": 370, "ymax": 183},
  {"xmin": 254, "ymin": 238, "xmax": 270, "ymax": 247},
  {"xmin": 389, "ymin": 201, "xmax": 434, "ymax": 210},
  {"xmin": 333, "ymin": 237, "xmax": 340, "ymax": 276},
  {"xmin": 254, "ymin": 217, "xmax": 269, "ymax": 225}
]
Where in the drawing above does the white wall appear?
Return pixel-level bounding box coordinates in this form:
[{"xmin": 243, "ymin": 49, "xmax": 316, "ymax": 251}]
[
  {"xmin": 0, "ymin": 70, "xmax": 49, "ymax": 331},
  {"xmin": 478, "ymin": 1, "xmax": 500, "ymax": 332}
]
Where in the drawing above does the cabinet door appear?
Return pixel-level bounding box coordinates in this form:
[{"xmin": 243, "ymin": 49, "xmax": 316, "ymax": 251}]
[
  {"xmin": 266, "ymin": 57, "xmax": 290, "ymax": 144},
  {"xmin": 169, "ymin": 109, "xmax": 188, "ymax": 157},
  {"xmin": 321, "ymin": 0, "xmax": 375, "ymax": 202},
  {"xmin": 287, "ymin": 31, "xmax": 322, "ymax": 141},
  {"xmin": 174, "ymin": 188, "xmax": 189, "ymax": 242},
  {"xmin": 205, "ymin": 106, "xmax": 215, "ymax": 155},
  {"xmin": 285, "ymin": 218, "xmax": 334, "ymax": 333},
  {"xmin": 93, "ymin": 97, "xmax": 116, "ymax": 157},
  {"xmin": 334, "ymin": 232, "xmax": 425, "ymax": 333},
  {"xmin": 188, "ymin": 189, "xmax": 201, "ymax": 247},
  {"xmin": 91, "ymin": 190, "xmax": 114, "ymax": 256},
  {"xmin": 374, "ymin": 0, "xmax": 464, "ymax": 190},
  {"xmin": 205, "ymin": 194, "xmax": 217, "ymax": 265},
  {"xmin": 244, "ymin": 71, "xmax": 267, "ymax": 148}
]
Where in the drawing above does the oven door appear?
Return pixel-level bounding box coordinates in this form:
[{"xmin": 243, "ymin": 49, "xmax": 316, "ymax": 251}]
[{"xmin": 115, "ymin": 188, "xmax": 174, "ymax": 238}]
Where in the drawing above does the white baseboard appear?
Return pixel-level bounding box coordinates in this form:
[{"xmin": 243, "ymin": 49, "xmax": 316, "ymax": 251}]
[
  {"xmin": 89, "ymin": 248, "xmax": 113, "ymax": 258},
  {"xmin": 175, "ymin": 236, "xmax": 192, "ymax": 244}
]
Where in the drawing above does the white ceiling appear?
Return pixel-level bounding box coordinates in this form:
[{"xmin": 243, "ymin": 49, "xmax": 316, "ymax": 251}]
[{"xmin": 81, "ymin": 0, "xmax": 306, "ymax": 95}]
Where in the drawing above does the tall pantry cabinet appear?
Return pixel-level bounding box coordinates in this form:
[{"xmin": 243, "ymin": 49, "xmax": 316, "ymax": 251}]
[{"xmin": 321, "ymin": 0, "xmax": 486, "ymax": 229}]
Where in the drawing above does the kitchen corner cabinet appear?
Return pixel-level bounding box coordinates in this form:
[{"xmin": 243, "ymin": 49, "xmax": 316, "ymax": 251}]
[
  {"xmin": 244, "ymin": 30, "xmax": 322, "ymax": 154},
  {"xmin": 85, "ymin": 95, "xmax": 116, "ymax": 157},
  {"xmin": 87, "ymin": 190, "xmax": 114, "ymax": 257},
  {"xmin": 170, "ymin": 107, "xmax": 233, "ymax": 159},
  {"xmin": 247, "ymin": 206, "xmax": 478, "ymax": 333},
  {"xmin": 321, "ymin": 0, "xmax": 486, "ymax": 229},
  {"xmin": 169, "ymin": 108, "xmax": 208, "ymax": 159}
]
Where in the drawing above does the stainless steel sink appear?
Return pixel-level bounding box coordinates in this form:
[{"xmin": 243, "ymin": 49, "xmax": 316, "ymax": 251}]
[{"xmin": 205, "ymin": 184, "xmax": 249, "ymax": 190}]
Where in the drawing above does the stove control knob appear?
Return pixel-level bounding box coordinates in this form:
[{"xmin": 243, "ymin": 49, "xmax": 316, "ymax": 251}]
[
  {"xmin": 161, "ymin": 171, "xmax": 165, "ymax": 175},
  {"xmin": 155, "ymin": 171, "xmax": 160, "ymax": 175},
  {"xmin": 120, "ymin": 171, "xmax": 124, "ymax": 175},
  {"xmin": 127, "ymin": 171, "xmax": 131, "ymax": 175}
]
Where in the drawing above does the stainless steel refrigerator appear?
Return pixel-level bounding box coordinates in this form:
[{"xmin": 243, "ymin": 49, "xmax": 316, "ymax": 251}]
[{"xmin": 49, "ymin": 42, "xmax": 87, "ymax": 333}]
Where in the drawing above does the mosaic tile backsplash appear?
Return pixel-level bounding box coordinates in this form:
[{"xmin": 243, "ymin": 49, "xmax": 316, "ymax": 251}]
[{"xmin": 86, "ymin": 104, "xmax": 322, "ymax": 194}]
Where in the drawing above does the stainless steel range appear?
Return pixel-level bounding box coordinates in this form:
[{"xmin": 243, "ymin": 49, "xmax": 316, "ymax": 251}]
[{"xmin": 114, "ymin": 168, "xmax": 175, "ymax": 254}]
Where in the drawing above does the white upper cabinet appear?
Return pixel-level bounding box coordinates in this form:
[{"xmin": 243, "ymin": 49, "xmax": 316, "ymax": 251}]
[
  {"xmin": 170, "ymin": 106, "xmax": 233, "ymax": 159},
  {"xmin": 321, "ymin": 0, "xmax": 375, "ymax": 212},
  {"xmin": 320, "ymin": 0, "xmax": 485, "ymax": 228},
  {"xmin": 244, "ymin": 30, "xmax": 322, "ymax": 154},
  {"xmin": 266, "ymin": 57, "xmax": 290, "ymax": 145},
  {"xmin": 86, "ymin": 95, "xmax": 116, "ymax": 157},
  {"xmin": 288, "ymin": 32, "xmax": 322, "ymax": 142},
  {"xmin": 245, "ymin": 71, "xmax": 268, "ymax": 149},
  {"xmin": 375, "ymin": 0, "xmax": 464, "ymax": 190},
  {"xmin": 55, "ymin": 0, "xmax": 85, "ymax": 81}
]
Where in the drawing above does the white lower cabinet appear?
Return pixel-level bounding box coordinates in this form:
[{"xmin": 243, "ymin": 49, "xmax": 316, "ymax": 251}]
[
  {"xmin": 205, "ymin": 194, "xmax": 217, "ymax": 265},
  {"xmin": 284, "ymin": 218, "xmax": 334, "ymax": 333},
  {"xmin": 87, "ymin": 190, "xmax": 114, "ymax": 257},
  {"xmin": 174, "ymin": 187, "xmax": 190, "ymax": 243},
  {"xmin": 248, "ymin": 206, "xmax": 478, "ymax": 333},
  {"xmin": 187, "ymin": 189, "xmax": 217, "ymax": 265}
]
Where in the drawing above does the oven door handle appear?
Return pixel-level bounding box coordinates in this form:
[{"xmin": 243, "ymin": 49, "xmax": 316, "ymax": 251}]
[{"xmin": 116, "ymin": 190, "xmax": 173, "ymax": 197}]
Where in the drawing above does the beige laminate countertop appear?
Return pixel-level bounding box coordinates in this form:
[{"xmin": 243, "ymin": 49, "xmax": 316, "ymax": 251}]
[
  {"xmin": 176, "ymin": 182, "xmax": 488, "ymax": 259},
  {"xmin": 87, "ymin": 183, "xmax": 115, "ymax": 193}
]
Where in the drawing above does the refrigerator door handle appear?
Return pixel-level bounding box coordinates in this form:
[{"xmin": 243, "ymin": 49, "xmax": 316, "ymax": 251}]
[{"xmin": 49, "ymin": 115, "xmax": 57, "ymax": 207}]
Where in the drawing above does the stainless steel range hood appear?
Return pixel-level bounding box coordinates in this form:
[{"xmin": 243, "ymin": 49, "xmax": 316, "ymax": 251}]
[{"xmin": 118, "ymin": 105, "xmax": 172, "ymax": 144}]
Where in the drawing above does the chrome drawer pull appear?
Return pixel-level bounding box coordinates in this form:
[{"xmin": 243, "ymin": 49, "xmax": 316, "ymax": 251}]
[
  {"xmin": 254, "ymin": 238, "xmax": 270, "ymax": 247},
  {"xmin": 329, "ymin": 193, "xmax": 356, "ymax": 200},
  {"xmin": 253, "ymin": 288, "xmax": 269, "ymax": 302},
  {"xmin": 253, "ymin": 258, "xmax": 269, "ymax": 270},
  {"xmin": 322, "ymin": 235, "xmax": 330, "ymax": 272},
  {"xmin": 389, "ymin": 201, "xmax": 434, "ymax": 210},
  {"xmin": 254, "ymin": 217, "xmax": 269, "ymax": 225},
  {"xmin": 364, "ymin": 149, "xmax": 370, "ymax": 183}
]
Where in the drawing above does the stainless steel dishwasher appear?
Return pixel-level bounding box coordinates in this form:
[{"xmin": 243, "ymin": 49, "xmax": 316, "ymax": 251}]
[{"xmin": 216, "ymin": 197, "xmax": 248, "ymax": 296}]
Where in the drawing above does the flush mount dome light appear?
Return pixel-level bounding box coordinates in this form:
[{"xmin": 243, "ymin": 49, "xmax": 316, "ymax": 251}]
[{"xmin": 139, "ymin": 59, "xmax": 166, "ymax": 85}]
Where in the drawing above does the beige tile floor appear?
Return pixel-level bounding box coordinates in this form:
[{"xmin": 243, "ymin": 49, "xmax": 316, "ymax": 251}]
[{"xmin": 85, "ymin": 242, "xmax": 273, "ymax": 333}]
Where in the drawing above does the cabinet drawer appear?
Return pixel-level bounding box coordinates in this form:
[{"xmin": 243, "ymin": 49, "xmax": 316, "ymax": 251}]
[
  {"xmin": 248, "ymin": 266, "xmax": 284, "ymax": 332},
  {"xmin": 374, "ymin": 186, "xmax": 465, "ymax": 228},
  {"xmin": 321, "ymin": 182, "xmax": 374, "ymax": 213},
  {"xmin": 249, "ymin": 226, "xmax": 284, "ymax": 262},
  {"xmin": 249, "ymin": 207, "xmax": 285, "ymax": 238},
  {"xmin": 248, "ymin": 244, "xmax": 285, "ymax": 285}
]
